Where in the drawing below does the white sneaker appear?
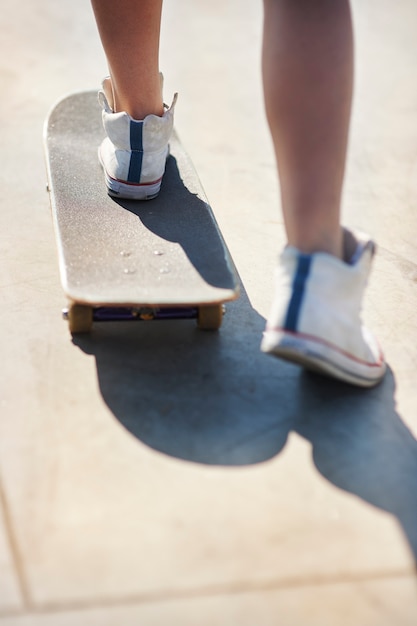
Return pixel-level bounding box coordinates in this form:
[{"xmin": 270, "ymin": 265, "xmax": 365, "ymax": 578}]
[
  {"xmin": 98, "ymin": 78, "xmax": 177, "ymax": 200},
  {"xmin": 261, "ymin": 229, "xmax": 386, "ymax": 387}
]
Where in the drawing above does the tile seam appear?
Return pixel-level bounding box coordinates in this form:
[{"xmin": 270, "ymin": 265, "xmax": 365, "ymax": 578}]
[
  {"xmin": 0, "ymin": 568, "xmax": 414, "ymax": 618},
  {"xmin": 0, "ymin": 474, "xmax": 32, "ymax": 610}
]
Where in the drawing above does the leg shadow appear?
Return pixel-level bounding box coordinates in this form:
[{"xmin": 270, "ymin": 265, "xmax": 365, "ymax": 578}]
[
  {"xmin": 295, "ymin": 369, "xmax": 417, "ymax": 561},
  {"xmin": 114, "ymin": 154, "xmax": 237, "ymax": 291}
]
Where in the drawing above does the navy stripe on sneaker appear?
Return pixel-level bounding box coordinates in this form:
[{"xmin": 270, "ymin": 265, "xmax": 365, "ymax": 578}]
[
  {"xmin": 284, "ymin": 254, "xmax": 312, "ymax": 332},
  {"xmin": 128, "ymin": 121, "xmax": 144, "ymax": 183}
]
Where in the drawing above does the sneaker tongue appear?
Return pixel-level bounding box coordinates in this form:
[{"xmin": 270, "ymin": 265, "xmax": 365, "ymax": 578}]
[
  {"xmin": 342, "ymin": 227, "xmax": 358, "ymax": 263},
  {"xmin": 348, "ymin": 242, "xmax": 366, "ymax": 265},
  {"xmin": 342, "ymin": 228, "xmax": 375, "ymax": 265},
  {"xmin": 102, "ymin": 77, "xmax": 115, "ymax": 112}
]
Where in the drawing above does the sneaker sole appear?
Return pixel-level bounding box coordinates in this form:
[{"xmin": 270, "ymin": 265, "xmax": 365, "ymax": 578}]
[
  {"xmin": 104, "ymin": 171, "xmax": 162, "ymax": 201},
  {"xmin": 261, "ymin": 329, "xmax": 386, "ymax": 388},
  {"xmin": 98, "ymin": 149, "xmax": 162, "ymax": 200}
]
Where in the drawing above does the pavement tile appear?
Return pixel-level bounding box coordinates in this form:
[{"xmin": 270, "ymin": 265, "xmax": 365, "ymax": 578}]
[{"xmin": 0, "ymin": 383, "xmax": 414, "ymax": 606}]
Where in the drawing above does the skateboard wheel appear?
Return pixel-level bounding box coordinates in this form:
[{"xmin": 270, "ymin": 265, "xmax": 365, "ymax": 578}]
[
  {"xmin": 67, "ymin": 304, "xmax": 93, "ymax": 334},
  {"xmin": 197, "ymin": 305, "xmax": 224, "ymax": 330}
]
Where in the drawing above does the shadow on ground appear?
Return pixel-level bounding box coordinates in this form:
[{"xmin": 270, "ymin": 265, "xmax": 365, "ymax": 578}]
[{"xmin": 74, "ymin": 288, "xmax": 417, "ymax": 562}]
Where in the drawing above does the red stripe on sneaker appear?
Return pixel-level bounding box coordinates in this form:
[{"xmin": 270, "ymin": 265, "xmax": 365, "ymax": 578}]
[
  {"xmin": 108, "ymin": 175, "xmax": 163, "ymax": 187},
  {"xmin": 271, "ymin": 328, "xmax": 385, "ymax": 368}
]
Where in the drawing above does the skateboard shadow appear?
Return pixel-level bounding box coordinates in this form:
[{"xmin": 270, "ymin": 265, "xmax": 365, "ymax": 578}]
[
  {"xmin": 113, "ymin": 155, "xmax": 237, "ymax": 291},
  {"xmin": 73, "ymin": 286, "xmax": 417, "ymax": 562}
]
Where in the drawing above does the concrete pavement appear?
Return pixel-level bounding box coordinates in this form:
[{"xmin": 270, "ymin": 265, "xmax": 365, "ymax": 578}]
[{"xmin": 1, "ymin": 0, "xmax": 416, "ymax": 623}]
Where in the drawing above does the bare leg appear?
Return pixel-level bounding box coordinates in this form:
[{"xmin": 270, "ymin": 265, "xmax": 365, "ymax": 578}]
[
  {"xmin": 262, "ymin": 0, "xmax": 354, "ymax": 258},
  {"xmin": 91, "ymin": 0, "xmax": 164, "ymax": 119}
]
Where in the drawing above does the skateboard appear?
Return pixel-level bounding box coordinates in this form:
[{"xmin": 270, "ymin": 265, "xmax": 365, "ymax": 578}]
[{"xmin": 44, "ymin": 91, "xmax": 239, "ymax": 334}]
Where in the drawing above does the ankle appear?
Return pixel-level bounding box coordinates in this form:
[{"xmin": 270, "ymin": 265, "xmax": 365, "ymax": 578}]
[
  {"xmin": 287, "ymin": 228, "xmax": 344, "ymax": 260},
  {"xmin": 115, "ymin": 93, "xmax": 164, "ymax": 119},
  {"xmin": 103, "ymin": 76, "xmax": 164, "ymax": 119}
]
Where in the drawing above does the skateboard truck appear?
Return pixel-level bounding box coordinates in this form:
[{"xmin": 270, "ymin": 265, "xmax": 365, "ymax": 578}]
[
  {"xmin": 62, "ymin": 304, "xmax": 226, "ymax": 333},
  {"xmin": 62, "ymin": 306, "xmax": 199, "ymax": 322}
]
